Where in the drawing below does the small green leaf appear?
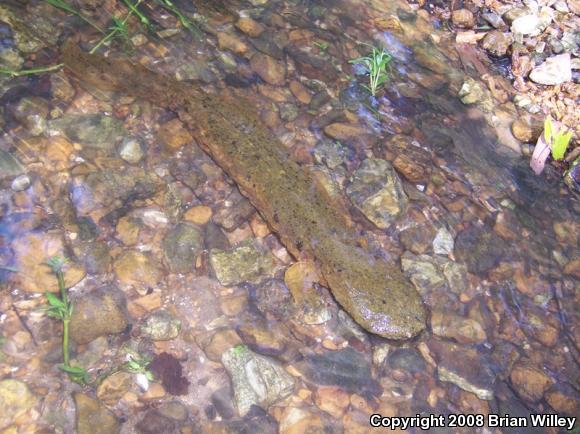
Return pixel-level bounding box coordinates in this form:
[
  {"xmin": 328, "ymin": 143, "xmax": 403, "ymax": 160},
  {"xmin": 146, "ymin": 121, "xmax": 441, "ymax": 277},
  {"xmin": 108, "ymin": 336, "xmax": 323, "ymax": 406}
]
[
  {"xmin": 544, "ymin": 117, "xmax": 553, "ymax": 144},
  {"xmin": 46, "ymin": 293, "xmax": 65, "ymax": 308},
  {"xmin": 551, "ymin": 130, "xmax": 572, "ymax": 161}
]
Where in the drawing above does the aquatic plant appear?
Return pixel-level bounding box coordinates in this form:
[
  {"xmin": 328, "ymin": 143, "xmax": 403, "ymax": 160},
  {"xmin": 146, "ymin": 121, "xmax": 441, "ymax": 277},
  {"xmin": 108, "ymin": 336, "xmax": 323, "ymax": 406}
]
[
  {"xmin": 349, "ymin": 46, "xmax": 392, "ymax": 97},
  {"xmin": 45, "ymin": 0, "xmax": 104, "ymax": 33},
  {"xmin": 154, "ymin": 0, "xmax": 201, "ymax": 36},
  {"xmin": 544, "ymin": 117, "xmax": 573, "ymax": 161}
]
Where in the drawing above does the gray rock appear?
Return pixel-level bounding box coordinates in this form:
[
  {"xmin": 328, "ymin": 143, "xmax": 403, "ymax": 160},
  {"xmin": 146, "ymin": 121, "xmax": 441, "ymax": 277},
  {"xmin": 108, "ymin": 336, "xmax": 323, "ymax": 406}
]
[
  {"xmin": 0, "ymin": 47, "xmax": 24, "ymax": 70},
  {"xmin": 141, "ymin": 310, "xmax": 182, "ymax": 341},
  {"xmin": 11, "ymin": 96, "xmax": 49, "ymax": 136},
  {"xmin": 481, "ymin": 31, "xmax": 513, "ymax": 57},
  {"xmin": 429, "ymin": 340, "xmax": 495, "ymax": 400},
  {"xmin": 74, "ymin": 393, "xmax": 120, "ymax": 434},
  {"xmin": 136, "ymin": 410, "xmax": 178, "ymax": 434},
  {"xmin": 70, "ymin": 285, "xmax": 129, "ymax": 344},
  {"xmin": 455, "ymin": 226, "xmax": 507, "ymax": 274},
  {"xmin": 458, "ymin": 78, "xmax": 492, "ymax": 111},
  {"xmin": 346, "ymin": 158, "xmax": 408, "ymax": 229},
  {"xmin": 313, "ymin": 139, "xmax": 353, "ymax": 169},
  {"xmin": 529, "ymin": 53, "xmax": 572, "ymax": 85},
  {"xmin": 11, "ymin": 174, "xmax": 30, "ymax": 192},
  {"xmin": 175, "ymin": 60, "xmax": 217, "ymax": 84},
  {"xmin": 482, "ymin": 12, "xmax": 506, "ymax": 29},
  {"xmin": 157, "ymin": 401, "xmax": 188, "ymax": 421},
  {"xmin": 118, "ymin": 136, "xmax": 145, "ymax": 164},
  {"xmin": 432, "ymin": 227, "xmax": 454, "ymax": 255},
  {"xmin": 49, "ymin": 114, "xmax": 125, "ymax": 151},
  {"xmin": 442, "ymin": 261, "xmax": 469, "ymax": 294},
  {"xmin": 209, "ymin": 241, "xmax": 277, "ymax": 286},
  {"xmin": 0, "ymin": 149, "xmax": 24, "ymax": 180},
  {"xmin": 162, "ymin": 223, "xmax": 204, "ymax": 274},
  {"xmin": 511, "ymin": 7, "xmax": 552, "ymax": 36},
  {"xmin": 278, "ymin": 103, "xmax": 299, "ymax": 122},
  {"xmin": 387, "ymin": 348, "xmax": 426, "ymax": 374},
  {"xmin": 0, "ymin": 4, "xmax": 60, "ymax": 53},
  {"xmin": 78, "ymin": 240, "xmax": 111, "ymax": 274},
  {"xmin": 221, "ymin": 345, "xmax": 294, "ymax": 416},
  {"xmin": 401, "ymin": 251, "xmax": 446, "ymax": 294},
  {"xmin": 0, "ymin": 379, "xmax": 37, "ymax": 431},
  {"xmin": 298, "ymin": 347, "xmax": 379, "ymax": 394}
]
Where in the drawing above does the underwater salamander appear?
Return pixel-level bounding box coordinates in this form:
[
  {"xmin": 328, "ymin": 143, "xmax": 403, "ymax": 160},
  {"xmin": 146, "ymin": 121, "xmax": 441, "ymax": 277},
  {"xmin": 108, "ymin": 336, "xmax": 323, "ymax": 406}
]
[{"xmin": 62, "ymin": 42, "xmax": 426, "ymax": 339}]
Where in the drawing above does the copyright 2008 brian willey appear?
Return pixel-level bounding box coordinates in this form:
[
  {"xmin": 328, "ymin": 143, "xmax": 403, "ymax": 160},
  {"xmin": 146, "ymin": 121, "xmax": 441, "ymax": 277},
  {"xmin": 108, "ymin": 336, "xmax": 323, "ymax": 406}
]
[{"xmin": 369, "ymin": 413, "xmax": 577, "ymax": 431}]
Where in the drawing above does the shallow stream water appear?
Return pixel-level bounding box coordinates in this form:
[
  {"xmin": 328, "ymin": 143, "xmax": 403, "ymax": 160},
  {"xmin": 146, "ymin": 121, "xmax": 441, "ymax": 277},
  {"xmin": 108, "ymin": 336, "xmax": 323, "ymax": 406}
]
[{"xmin": 0, "ymin": 0, "xmax": 578, "ymax": 433}]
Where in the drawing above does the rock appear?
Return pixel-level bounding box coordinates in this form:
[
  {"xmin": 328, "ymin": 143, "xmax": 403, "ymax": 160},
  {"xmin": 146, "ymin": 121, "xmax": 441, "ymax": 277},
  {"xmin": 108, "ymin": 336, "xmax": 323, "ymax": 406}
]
[
  {"xmin": 297, "ymin": 348, "xmax": 379, "ymax": 395},
  {"xmin": 313, "ymin": 140, "xmax": 352, "ymax": 169},
  {"xmin": 236, "ymin": 17, "xmax": 265, "ymax": 37},
  {"xmin": 157, "ymin": 118, "xmax": 193, "ymax": 151},
  {"xmin": 184, "ymin": 206, "xmax": 212, "ymax": 225},
  {"xmin": 70, "ymin": 285, "xmax": 128, "ymax": 344},
  {"xmin": 482, "ymin": 12, "xmax": 506, "ymax": 29},
  {"xmin": 502, "ymin": 7, "xmax": 532, "ymax": 24},
  {"xmin": 11, "ymin": 174, "xmax": 31, "ymax": 192},
  {"xmin": 323, "ymin": 123, "xmax": 368, "ymax": 141},
  {"xmin": 454, "ymin": 226, "xmax": 507, "ymax": 274},
  {"xmin": 0, "ymin": 379, "xmax": 37, "ymax": 430},
  {"xmin": 346, "ymin": 159, "xmax": 408, "ymax": 229},
  {"xmin": 12, "ymin": 232, "xmax": 86, "ymax": 293},
  {"xmin": 392, "ymin": 149, "xmax": 432, "ymax": 184},
  {"xmin": 313, "ymin": 386, "xmax": 350, "ymax": 418},
  {"xmin": 510, "ymin": 362, "xmax": 553, "ymax": 403},
  {"xmin": 77, "ymin": 240, "xmax": 111, "ymax": 274},
  {"xmin": 74, "ymin": 393, "xmax": 120, "ymax": 434},
  {"xmin": 278, "ymin": 102, "xmax": 299, "ymax": 122},
  {"xmin": 563, "ymin": 258, "xmax": 580, "ymax": 277},
  {"xmin": 529, "ymin": 53, "xmax": 572, "ymax": 85},
  {"xmin": 442, "ymin": 261, "xmax": 469, "ymax": 294},
  {"xmin": 118, "ymin": 136, "xmax": 145, "ymax": 164},
  {"xmin": 400, "ymin": 224, "xmax": 436, "ymax": 254},
  {"xmin": 481, "ymin": 31, "xmax": 513, "ymax": 57},
  {"xmin": 511, "ymin": 118, "xmax": 542, "ymax": 142},
  {"xmin": 96, "ymin": 372, "xmax": 134, "ymax": 406},
  {"xmin": 162, "ymin": 223, "xmax": 203, "ymax": 274},
  {"xmin": 431, "ymin": 310, "xmax": 487, "ymax": 344},
  {"xmin": 71, "ymin": 167, "xmax": 160, "ymax": 215},
  {"xmin": 238, "ymin": 324, "xmax": 285, "ymax": 356},
  {"xmin": 511, "ymin": 7, "xmax": 552, "ymax": 36},
  {"xmin": 0, "ymin": 149, "xmax": 24, "ymax": 180},
  {"xmin": 545, "ymin": 384, "xmax": 578, "ymax": 416},
  {"xmin": 209, "ymin": 241, "xmax": 277, "ymax": 286},
  {"xmin": 157, "ymin": 401, "xmax": 188, "ymax": 421},
  {"xmin": 217, "ymin": 32, "xmax": 248, "ymax": 55},
  {"xmin": 49, "ymin": 114, "xmax": 125, "ymax": 151},
  {"xmin": 451, "ymin": 9, "xmax": 475, "ymax": 28},
  {"xmin": 401, "ymin": 252, "xmax": 446, "ymax": 294},
  {"xmin": 253, "ymin": 279, "xmax": 294, "ymax": 320},
  {"xmin": 11, "ymin": 96, "xmax": 49, "ymax": 136},
  {"xmin": 250, "ymin": 53, "xmax": 286, "ymax": 85},
  {"xmin": 289, "ymin": 80, "xmax": 312, "ymax": 104},
  {"xmin": 136, "ymin": 410, "xmax": 178, "ymax": 434},
  {"xmin": 113, "ymin": 250, "xmax": 164, "ymax": 290},
  {"xmin": 458, "ymin": 78, "xmax": 492, "ymax": 110},
  {"xmin": 50, "ymin": 71, "xmax": 75, "ymax": 102},
  {"xmin": 279, "ymin": 406, "xmax": 330, "ymax": 434},
  {"xmin": 141, "ymin": 310, "xmax": 181, "ymax": 341},
  {"xmin": 175, "ymin": 60, "xmax": 217, "ymax": 84},
  {"xmin": 221, "ymin": 345, "xmax": 294, "ymax": 416},
  {"xmin": 429, "ymin": 341, "xmax": 495, "ymax": 400},
  {"xmin": 433, "ymin": 227, "xmax": 454, "ymax": 255},
  {"xmin": 202, "ymin": 329, "xmax": 243, "ymax": 362},
  {"xmin": 212, "ymin": 190, "xmax": 256, "ymax": 232},
  {"xmin": 387, "ymin": 348, "xmax": 426, "ymax": 374}
]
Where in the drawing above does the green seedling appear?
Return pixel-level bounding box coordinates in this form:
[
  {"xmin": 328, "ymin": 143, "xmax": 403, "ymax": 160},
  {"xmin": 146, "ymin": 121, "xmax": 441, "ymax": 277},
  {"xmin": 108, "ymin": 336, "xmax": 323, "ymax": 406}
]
[
  {"xmin": 154, "ymin": 0, "xmax": 201, "ymax": 36},
  {"xmin": 349, "ymin": 46, "xmax": 392, "ymax": 97},
  {"xmin": 544, "ymin": 117, "xmax": 573, "ymax": 161},
  {"xmin": 45, "ymin": 0, "xmax": 104, "ymax": 33},
  {"xmin": 122, "ymin": 355, "xmax": 154, "ymax": 381},
  {"xmin": 314, "ymin": 41, "xmax": 329, "ymax": 52},
  {"xmin": 122, "ymin": 0, "xmax": 151, "ymax": 30},
  {"xmin": 0, "ymin": 64, "xmax": 64, "ymax": 78}
]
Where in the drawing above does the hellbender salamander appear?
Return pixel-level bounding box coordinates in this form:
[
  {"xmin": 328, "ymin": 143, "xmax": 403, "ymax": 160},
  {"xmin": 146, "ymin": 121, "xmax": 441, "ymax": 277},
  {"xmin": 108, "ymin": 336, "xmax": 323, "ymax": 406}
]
[{"xmin": 62, "ymin": 42, "xmax": 426, "ymax": 339}]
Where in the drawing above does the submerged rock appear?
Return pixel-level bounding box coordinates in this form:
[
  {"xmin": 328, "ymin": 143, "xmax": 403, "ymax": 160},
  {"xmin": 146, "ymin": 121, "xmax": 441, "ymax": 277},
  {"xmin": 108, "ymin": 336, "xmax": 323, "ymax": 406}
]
[
  {"xmin": 49, "ymin": 114, "xmax": 125, "ymax": 150},
  {"xmin": 70, "ymin": 285, "xmax": 128, "ymax": 344},
  {"xmin": 529, "ymin": 53, "xmax": 572, "ymax": 85},
  {"xmin": 113, "ymin": 250, "xmax": 164, "ymax": 290},
  {"xmin": 162, "ymin": 223, "xmax": 203, "ymax": 274},
  {"xmin": 455, "ymin": 225, "xmax": 507, "ymax": 274},
  {"xmin": 346, "ymin": 158, "xmax": 408, "ymax": 229},
  {"xmin": 209, "ymin": 241, "xmax": 277, "ymax": 286},
  {"xmin": 11, "ymin": 96, "xmax": 49, "ymax": 136},
  {"xmin": 0, "ymin": 149, "xmax": 24, "ymax": 180},
  {"xmin": 74, "ymin": 393, "xmax": 120, "ymax": 434},
  {"xmin": 0, "ymin": 379, "xmax": 37, "ymax": 430},
  {"xmin": 221, "ymin": 345, "xmax": 294, "ymax": 416},
  {"xmin": 141, "ymin": 310, "xmax": 181, "ymax": 341}
]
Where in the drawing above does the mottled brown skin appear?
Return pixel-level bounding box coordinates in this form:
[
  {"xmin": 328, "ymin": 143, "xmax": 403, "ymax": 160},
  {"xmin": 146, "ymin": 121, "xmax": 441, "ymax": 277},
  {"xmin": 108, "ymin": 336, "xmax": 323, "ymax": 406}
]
[{"xmin": 62, "ymin": 42, "xmax": 426, "ymax": 339}]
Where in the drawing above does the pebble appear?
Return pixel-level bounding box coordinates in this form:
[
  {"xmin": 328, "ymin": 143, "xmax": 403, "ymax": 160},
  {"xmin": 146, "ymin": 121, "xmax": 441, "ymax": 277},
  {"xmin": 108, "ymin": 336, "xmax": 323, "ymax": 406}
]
[
  {"xmin": 313, "ymin": 386, "xmax": 350, "ymax": 418},
  {"xmin": 183, "ymin": 205, "xmax": 212, "ymax": 225},
  {"xmin": 10, "ymin": 174, "xmax": 31, "ymax": 191},
  {"xmin": 118, "ymin": 136, "xmax": 145, "ymax": 164},
  {"xmin": 236, "ymin": 17, "xmax": 265, "ymax": 37},
  {"xmin": 0, "ymin": 379, "xmax": 37, "ymax": 430},
  {"xmin": 74, "ymin": 392, "xmax": 120, "ymax": 434},
  {"xmin": 141, "ymin": 310, "xmax": 182, "ymax": 341},
  {"xmin": 209, "ymin": 241, "xmax": 277, "ymax": 286},
  {"xmin": 217, "ymin": 32, "xmax": 249, "ymax": 55},
  {"xmin": 69, "ymin": 285, "xmax": 129, "ymax": 344},
  {"xmin": 162, "ymin": 223, "xmax": 203, "ymax": 274},
  {"xmin": 431, "ymin": 310, "xmax": 487, "ymax": 344},
  {"xmin": 481, "ymin": 31, "xmax": 513, "ymax": 57},
  {"xmin": 250, "ymin": 53, "xmax": 286, "ymax": 85},
  {"xmin": 510, "ymin": 362, "xmax": 554, "ymax": 403},
  {"xmin": 432, "ymin": 227, "xmax": 454, "ymax": 256},
  {"xmin": 529, "ymin": 53, "xmax": 572, "ymax": 85},
  {"xmin": 157, "ymin": 118, "xmax": 193, "ymax": 151},
  {"xmin": 113, "ymin": 250, "xmax": 164, "ymax": 291},
  {"xmin": 451, "ymin": 9, "xmax": 475, "ymax": 28},
  {"xmin": 96, "ymin": 371, "xmax": 134, "ymax": 406}
]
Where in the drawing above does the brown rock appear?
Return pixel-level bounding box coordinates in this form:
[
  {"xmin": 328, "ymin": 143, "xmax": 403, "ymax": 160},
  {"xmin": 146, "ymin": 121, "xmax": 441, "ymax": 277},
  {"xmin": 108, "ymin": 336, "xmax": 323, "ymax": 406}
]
[
  {"xmin": 113, "ymin": 250, "xmax": 163, "ymax": 290},
  {"xmin": 202, "ymin": 329, "xmax": 242, "ymax": 362},
  {"xmin": 452, "ymin": 9, "xmax": 476, "ymax": 28},
  {"xmin": 74, "ymin": 393, "xmax": 120, "ymax": 434},
  {"xmin": 393, "ymin": 153, "xmax": 430, "ymax": 183},
  {"xmin": 289, "ymin": 80, "xmax": 312, "ymax": 104},
  {"xmin": 12, "ymin": 232, "xmax": 86, "ymax": 293},
  {"xmin": 183, "ymin": 205, "xmax": 212, "ymax": 225},
  {"xmin": 563, "ymin": 258, "xmax": 580, "ymax": 277},
  {"xmin": 510, "ymin": 362, "xmax": 553, "ymax": 403},
  {"xmin": 545, "ymin": 384, "xmax": 579, "ymax": 416},
  {"xmin": 96, "ymin": 372, "xmax": 133, "ymax": 406},
  {"xmin": 313, "ymin": 386, "xmax": 350, "ymax": 418},
  {"xmin": 250, "ymin": 53, "xmax": 286, "ymax": 85},
  {"xmin": 157, "ymin": 118, "xmax": 193, "ymax": 151},
  {"xmin": 237, "ymin": 324, "xmax": 285, "ymax": 355},
  {"xmin": 481, "ymin": 31, "xmax": 513, "ymax": 57},
  {"xmin": 323, "ymin": 123, "xmax": 367, "ymax": 141},
  {"xmin": 511, "ymin": 117, "xmax": 542, "ymax": 142},
  {"xmin": 279, "ymin": 406, "xmax": 327, "ymax": 434},
  {"xmin": 431, "ymin": 310, "xmax": 487, "ymax": 344},
  {"xmin": 217, "ymin": 33, "xmax": 248, "ymax": 55},
  {"xmin": 235, "ymin": 17, "xmax": 265, "ymax": 37}
]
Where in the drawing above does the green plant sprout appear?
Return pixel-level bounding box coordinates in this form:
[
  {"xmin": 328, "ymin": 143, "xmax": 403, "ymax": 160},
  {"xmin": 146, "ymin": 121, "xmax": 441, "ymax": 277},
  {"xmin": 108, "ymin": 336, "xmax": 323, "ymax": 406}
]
[
  {"xmin": 349, "ymin": 46, "xmax": 392, "ymax": 97},
  {"xmin": 45, "ymin": 0, "xmax": 104, "ymax": 33},
  {"xmin": 544, "ymin": 117, "xmax": 573, "ymax": 161},
  {"xmin": 154, "ymin": 0, "xmax": 201, "ymax": 36},
  {"xmin": 0, "ymin": 64, "xmax": 64, "ymax": 78},
  {"xmin": 122, "ymin": 0, "xmax": 152, "ymax": 30},
  {"xmin": 314, "ymin": 41, "xmax": 329, "ymax": 52}
]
